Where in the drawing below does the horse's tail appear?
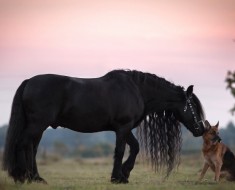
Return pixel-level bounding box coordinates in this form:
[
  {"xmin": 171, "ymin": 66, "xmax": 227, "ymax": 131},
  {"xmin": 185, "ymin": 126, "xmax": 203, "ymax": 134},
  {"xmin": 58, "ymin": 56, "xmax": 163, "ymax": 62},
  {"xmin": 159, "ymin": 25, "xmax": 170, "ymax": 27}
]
[{"xmin": 2, "ymin": 79, "xmax": 29, "ymax": 180}]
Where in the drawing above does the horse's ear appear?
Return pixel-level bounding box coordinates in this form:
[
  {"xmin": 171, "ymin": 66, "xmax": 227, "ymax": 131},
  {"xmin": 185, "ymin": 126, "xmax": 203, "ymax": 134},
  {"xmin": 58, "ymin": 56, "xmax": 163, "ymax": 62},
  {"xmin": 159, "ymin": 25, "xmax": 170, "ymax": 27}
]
[
  {"xmin": 215, "ymin": 121, "xmax": 219, "ymax": 128},
  {"xmin": 204, "ymin": 120, "xmax": 211, "ymax": 130},
  {"xmin": 186, "ymin": 85, "xmax": 194, "ymax": 97}
]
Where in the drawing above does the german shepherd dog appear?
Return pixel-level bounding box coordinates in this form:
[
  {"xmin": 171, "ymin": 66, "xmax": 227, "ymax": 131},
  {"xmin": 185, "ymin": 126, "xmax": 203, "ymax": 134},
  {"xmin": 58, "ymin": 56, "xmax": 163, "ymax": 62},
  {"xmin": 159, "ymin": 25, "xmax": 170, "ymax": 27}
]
[{"xmin": 199, "ymin": 120, "xmax": 235, "ymax": 182}]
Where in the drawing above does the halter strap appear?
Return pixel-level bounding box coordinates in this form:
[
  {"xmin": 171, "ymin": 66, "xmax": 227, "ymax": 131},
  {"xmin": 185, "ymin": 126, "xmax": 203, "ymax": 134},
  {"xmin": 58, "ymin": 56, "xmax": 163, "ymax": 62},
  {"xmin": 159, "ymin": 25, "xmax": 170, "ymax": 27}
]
[{"xmin": 184, "ymin": 95, "xmax": 201, "ymax": 124}]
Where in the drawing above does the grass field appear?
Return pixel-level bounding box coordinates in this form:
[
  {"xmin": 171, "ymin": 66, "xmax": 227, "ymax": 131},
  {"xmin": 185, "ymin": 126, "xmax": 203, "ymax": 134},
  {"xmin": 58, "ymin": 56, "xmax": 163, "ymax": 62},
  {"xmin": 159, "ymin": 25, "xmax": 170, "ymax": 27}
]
[{"xmin": 1, "ymin": 154, "xmax": 235, "ymax": 190}]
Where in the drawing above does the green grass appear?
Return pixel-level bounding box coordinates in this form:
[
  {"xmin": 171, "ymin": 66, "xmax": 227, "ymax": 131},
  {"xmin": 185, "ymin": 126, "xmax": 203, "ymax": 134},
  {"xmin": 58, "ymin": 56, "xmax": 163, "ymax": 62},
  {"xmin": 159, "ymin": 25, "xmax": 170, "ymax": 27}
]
[{"xmin": 1, "ymin": 154, "xmax": 235, "ymax": 190}]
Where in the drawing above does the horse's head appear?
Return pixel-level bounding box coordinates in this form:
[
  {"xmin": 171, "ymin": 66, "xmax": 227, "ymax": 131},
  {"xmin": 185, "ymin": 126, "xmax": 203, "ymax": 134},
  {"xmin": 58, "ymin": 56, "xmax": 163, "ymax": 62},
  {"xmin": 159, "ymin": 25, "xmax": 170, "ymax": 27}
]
[{"xmin": 174, "ymin": 85, "xmax": 205, "ymax": 137}]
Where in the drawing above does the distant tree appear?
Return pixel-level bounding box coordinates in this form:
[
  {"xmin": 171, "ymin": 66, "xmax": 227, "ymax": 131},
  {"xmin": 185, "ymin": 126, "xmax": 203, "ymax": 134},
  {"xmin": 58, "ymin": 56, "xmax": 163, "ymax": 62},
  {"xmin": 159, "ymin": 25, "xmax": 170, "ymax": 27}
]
[
  {"xmin": 53, "ymin": 141, "xmax": 69, "ymax": 156},
  {"xmin": 219, "ymin": 121, "xmax": 235, "ymax": 148},
  {"xmin": 0, "ymin": 125, "xmax": 7, "ymax": 148},
  {"xmin": 225, "ymin": 71, "xmax": 235, "ymax": 115},
  {"xmin": 74, "ymin": 143, "xmax": 114, "ymax": 158},
  {"xmin": 226, "ymin": 121, "xmax": 235, "ymax": 132}
]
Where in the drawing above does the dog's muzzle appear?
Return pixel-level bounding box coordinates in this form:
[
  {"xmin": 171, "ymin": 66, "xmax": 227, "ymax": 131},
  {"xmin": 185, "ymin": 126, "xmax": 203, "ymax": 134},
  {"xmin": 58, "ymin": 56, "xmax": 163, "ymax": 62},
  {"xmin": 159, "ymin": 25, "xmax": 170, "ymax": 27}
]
[{"xmin": 211, "ymin": 136, "xmax": 222, "ymax": 143}]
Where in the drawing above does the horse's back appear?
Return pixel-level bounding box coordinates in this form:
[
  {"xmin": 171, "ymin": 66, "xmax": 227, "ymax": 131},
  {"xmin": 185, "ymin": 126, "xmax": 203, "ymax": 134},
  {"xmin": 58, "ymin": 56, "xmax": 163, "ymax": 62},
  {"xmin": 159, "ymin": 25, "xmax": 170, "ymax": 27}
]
[
  {"xmin": 21, "ymin": 73, "xmax": 144, "ymax": 132},
  {"xmin": 23, "ymin": 74, "xmax": 70, "ymax": 104},
  {"xmin": 22, "ymin": 74, "xmax": 70, "ymax": 126}
]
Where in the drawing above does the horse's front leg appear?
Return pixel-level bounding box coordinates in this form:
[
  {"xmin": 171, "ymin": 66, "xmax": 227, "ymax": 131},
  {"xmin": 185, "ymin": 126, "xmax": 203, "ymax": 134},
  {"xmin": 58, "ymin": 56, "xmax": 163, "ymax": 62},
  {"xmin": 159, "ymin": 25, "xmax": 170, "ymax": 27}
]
[
  {"xmin": 122, "ymin": 132, "xmax": 139, "ymax": 180},
  {"xmin": 111, "ymin": 130, "xmax": 128, "ymax": 183}
]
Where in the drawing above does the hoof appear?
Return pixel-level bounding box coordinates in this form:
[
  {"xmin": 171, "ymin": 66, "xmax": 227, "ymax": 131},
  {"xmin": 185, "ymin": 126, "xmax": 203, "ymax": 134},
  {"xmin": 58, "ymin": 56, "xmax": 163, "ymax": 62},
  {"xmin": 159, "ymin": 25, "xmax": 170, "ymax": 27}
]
[
  {"xmin": 14, "ymin": 176, "xmax": 26, "ymax": 184},
  {"xmin": 12, "ymin": 168, "xmax": 27, "ymax": 184},
  {"xmin": 122, "ymin": 168, "xmax": 130, "ymax": 179},
  {"xmin": 33, "ymin": 176, "xmax": 48, "ymax": 184},
  {"xmin": 111, "ymin": 177, "xmax": 129, "ymax": 184}
]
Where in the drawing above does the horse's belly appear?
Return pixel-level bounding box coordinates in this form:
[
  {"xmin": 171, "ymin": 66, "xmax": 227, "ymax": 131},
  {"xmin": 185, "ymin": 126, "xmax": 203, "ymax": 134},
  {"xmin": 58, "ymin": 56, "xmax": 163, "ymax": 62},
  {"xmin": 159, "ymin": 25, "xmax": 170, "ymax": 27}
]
[{"xmin": 58, "ymin": 112, "xmax": 112, "ymax": 133}]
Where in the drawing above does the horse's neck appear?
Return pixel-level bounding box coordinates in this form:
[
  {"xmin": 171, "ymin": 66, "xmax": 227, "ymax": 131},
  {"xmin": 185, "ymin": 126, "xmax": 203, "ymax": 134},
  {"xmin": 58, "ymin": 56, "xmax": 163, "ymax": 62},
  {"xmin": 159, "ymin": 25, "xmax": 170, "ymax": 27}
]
[{"xmin": 140, "ymin": 85, "xmax": 183, "ymax": 114}]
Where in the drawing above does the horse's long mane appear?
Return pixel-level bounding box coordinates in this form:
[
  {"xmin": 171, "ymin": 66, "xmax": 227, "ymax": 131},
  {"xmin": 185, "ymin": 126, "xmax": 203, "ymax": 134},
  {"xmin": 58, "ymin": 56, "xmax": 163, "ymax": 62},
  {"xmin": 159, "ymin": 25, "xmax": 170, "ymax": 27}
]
[
  {"xmin": 137, "ymin": 112, "xmax": 182, "ymax": 177},
  {"xmin": 107, "ymin": 69, "xmax": 183, "ymax": 91}
]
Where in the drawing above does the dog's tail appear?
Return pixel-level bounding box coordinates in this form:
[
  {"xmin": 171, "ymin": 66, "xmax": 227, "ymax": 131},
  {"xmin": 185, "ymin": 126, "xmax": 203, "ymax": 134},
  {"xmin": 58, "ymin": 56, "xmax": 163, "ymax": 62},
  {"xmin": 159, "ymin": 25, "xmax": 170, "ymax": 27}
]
[{"xmin": 223, "ymin": 149, "xmax": 235, "ymax": 181}]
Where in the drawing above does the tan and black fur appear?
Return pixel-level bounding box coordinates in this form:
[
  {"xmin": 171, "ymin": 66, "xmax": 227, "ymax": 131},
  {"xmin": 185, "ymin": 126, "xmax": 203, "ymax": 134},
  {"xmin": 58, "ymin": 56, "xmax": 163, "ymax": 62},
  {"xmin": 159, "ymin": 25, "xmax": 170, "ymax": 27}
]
[{"xmin": 199, "ymin": 120, "xmax": 235, "ymax": 182}]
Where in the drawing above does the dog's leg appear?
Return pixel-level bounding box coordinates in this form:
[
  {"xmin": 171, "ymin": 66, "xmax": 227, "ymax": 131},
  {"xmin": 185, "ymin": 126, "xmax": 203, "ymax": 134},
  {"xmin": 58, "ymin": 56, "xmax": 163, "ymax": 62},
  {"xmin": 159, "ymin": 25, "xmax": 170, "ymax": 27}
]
[
  {"xmin": 199, "ymin": 162, "xmax": 209, "ymax": 181},
  {"xmin": 214, "ymin": 161, "xmax": 222, "ymax": 182}
]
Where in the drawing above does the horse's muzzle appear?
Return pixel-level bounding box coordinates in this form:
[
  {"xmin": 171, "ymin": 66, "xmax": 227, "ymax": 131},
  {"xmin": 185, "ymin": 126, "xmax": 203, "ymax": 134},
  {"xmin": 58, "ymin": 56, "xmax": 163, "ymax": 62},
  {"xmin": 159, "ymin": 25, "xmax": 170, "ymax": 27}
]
[{"xmin": 192, "ymin": 120, "xmax": 205, "ymax": 137}]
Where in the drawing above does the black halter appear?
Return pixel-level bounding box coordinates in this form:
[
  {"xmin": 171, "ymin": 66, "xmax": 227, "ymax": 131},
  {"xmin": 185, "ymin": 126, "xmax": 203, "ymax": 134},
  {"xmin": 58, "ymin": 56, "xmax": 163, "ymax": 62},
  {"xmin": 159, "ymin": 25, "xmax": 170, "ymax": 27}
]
[{"xmin": 184, "ymin": 95, "xmax": 204, "ymax": 130}]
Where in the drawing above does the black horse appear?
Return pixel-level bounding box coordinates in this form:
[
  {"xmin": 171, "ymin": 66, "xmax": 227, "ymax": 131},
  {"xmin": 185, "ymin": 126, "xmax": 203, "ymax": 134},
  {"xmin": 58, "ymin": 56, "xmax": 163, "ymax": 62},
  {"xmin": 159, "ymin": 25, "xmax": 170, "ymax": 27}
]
[{"xmin": 2, "ymin": 70, "xmax": 205, "ymax": 184}]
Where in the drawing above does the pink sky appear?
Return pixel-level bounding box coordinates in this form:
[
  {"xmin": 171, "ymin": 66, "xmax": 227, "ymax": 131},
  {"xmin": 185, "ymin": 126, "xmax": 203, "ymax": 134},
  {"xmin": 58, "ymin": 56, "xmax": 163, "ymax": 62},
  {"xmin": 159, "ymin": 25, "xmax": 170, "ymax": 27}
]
[{"xmin": 0, "ymin": 0, "xmax": 235, "ymax": 127}]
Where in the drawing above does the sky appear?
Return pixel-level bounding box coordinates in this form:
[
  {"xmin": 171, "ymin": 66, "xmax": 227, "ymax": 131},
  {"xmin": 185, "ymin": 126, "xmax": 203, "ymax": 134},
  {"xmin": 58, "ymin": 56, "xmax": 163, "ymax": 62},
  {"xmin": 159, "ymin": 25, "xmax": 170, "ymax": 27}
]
[{"xmin": 0, "ymin": 0, "xmax": 235, "ymax": 127}]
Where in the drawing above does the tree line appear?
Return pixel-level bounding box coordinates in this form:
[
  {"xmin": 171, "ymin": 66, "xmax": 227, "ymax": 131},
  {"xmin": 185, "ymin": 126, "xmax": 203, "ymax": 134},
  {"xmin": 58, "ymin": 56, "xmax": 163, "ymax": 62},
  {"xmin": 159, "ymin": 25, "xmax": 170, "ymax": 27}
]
[{"xmin": 0, "ymin": 121, "xmax": 235, "ymax": 158}]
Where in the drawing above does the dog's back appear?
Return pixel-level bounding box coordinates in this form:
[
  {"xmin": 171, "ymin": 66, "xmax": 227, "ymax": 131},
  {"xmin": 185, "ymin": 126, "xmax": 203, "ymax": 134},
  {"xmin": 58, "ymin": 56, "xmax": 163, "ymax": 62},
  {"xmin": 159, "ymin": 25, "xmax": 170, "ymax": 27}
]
[{"xmin": 222, "ymin": 148, "xmax": 235, "ymax": 181}]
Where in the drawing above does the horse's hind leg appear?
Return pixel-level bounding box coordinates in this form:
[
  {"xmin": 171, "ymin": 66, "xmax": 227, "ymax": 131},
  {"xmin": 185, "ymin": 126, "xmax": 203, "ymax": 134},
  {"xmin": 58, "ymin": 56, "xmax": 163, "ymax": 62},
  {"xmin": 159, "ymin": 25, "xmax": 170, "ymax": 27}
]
[
  {"xmin": 14, "ymin": 135, "xmax": 28, "ymax": 183},
  {"xmin": 122, "ymin": 132, "xmax": 139, "ymax": 179},
  {"xmin": 13, "ymin": 131, "xmax": 33, "ymax": 183},
  {"xmin": 26, "ymin": 122, "xmax": 48, "ymax": 184},
  {"xmin": 31, "ymin": 133, "xmax": 47, "ymax": 184},
  {"xmin": 17, "ymin": 123, "xmax": 47, "ymax": 184}
]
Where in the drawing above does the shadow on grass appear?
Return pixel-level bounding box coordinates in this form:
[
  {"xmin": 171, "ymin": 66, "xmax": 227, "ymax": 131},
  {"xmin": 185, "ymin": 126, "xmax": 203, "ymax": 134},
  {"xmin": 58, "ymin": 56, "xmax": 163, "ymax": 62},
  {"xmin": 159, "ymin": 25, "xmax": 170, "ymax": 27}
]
[
  {"xmin": 0, "ymin": 180, "xmax": 6, "ymax": 190},
  {"xmin": 178, "ymin": 180, "xmax": 217, "ymax": 185}
]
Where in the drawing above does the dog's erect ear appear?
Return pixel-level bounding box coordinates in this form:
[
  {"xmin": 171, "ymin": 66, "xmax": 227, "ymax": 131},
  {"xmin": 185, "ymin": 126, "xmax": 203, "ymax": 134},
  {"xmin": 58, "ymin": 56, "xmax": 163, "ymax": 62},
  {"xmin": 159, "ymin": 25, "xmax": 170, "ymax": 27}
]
[
  {"xmin": 186, "ymin": 85, "xmax": 194, "ymax": 97},
  {"xmin": 215, "ymin": 121, "xmax": 219, "ymax": 128},
  {"xmin": 204, "ymin": 120, "xmax": 211, "ymax": 130}
]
